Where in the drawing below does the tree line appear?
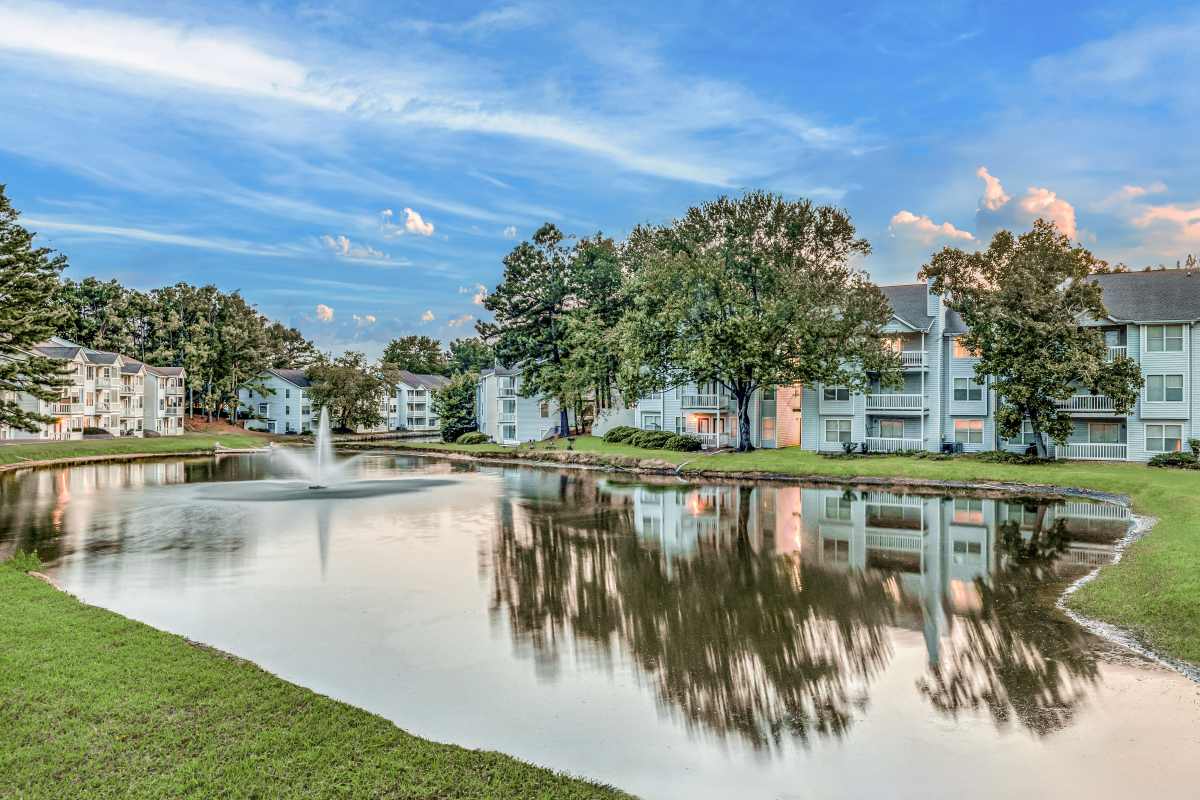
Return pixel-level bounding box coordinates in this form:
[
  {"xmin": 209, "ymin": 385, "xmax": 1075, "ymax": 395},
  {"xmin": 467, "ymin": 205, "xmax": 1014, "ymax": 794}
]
[{"xmin": 477, "ymin": 193, "xmax": 1146, "ymax": 456}]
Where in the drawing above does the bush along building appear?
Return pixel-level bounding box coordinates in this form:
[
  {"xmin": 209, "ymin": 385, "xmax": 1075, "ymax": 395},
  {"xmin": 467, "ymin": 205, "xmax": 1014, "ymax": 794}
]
[
  {"xmin": 801, "ymin": 269, "xmax": 1200, "ymax": 461},
  {"xmin": 0, "ymin": 336, "xmax": 187, "ymax": 440}
]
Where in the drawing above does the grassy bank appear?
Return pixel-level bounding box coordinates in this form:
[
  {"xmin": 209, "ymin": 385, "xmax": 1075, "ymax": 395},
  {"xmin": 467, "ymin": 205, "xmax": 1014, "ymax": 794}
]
[
  {"xmin": 0, "ymin": 433, "xmax": 267, "ymax": 467},
  {"xmin": 0, "ymin": 563, "xmax": 630, "ymax": 799},
  {"xmin": 398, "ymin": 436, "xmax": 1200, "ymax": 667}
]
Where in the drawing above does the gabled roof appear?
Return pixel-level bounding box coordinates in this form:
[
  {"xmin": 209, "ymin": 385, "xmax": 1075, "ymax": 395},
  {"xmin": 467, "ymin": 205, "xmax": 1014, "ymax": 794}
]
[
  {"xmin": 480, "ymin": 365, "xmax": 518, "ymax": 378},
  {"xmin": 396, "ymin": 370, "xmax": 451, "ymax": 390},
  {"xmin": 266, "ymin": 368, "xmax": 311, "ymax": 388},
  {"xmin": 1089, "ymin": 269, "xmax": 1200, "ymax": 322},
  {"xmin": 82, "ymin": 349, "xmax": 120, "ymax": 365},
  {"xmin": 148, "ymin": 365, "xmax": 185, "ymax": 377},
  {"xmin": 32, "ymin": 344, "xmax": 83, "ymax": 360},
  {"xmin": 880, "ymin": 284, "xmax": 935, "ymax": 332},
  {"xmin": 121, "ymin": 359, "xmax": 145, "ymax": 374}
]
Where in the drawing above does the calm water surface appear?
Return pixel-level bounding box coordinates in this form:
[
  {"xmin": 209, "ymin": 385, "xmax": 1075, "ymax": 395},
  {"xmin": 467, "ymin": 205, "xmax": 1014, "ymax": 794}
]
[{"xmin": 2, "ymin": 452, "xmax": 1198, "ymax": 799}]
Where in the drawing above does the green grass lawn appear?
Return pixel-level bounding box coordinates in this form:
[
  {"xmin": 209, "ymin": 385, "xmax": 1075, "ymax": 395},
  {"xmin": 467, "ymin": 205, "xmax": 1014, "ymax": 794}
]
[
  {"xmin": 0, "ymin": 433, "xmax": 268, "ymax": 467},
  {"xmin": 398, "ymin": 436, "xmax": 1200, "ymax": 667},
  {"xmin": 0, "ymin": 563, "xmax": 631, "ymax": 799}
]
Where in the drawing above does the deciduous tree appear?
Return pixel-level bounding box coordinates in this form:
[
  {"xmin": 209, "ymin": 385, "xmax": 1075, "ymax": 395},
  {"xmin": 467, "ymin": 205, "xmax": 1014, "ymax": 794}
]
[
  {"xmin": 920, "ymin": 219, "xmax": 1143, "ymax": 457},
  {"xmin": 619, "ymin": 192, "xmax": 898, "ymax": 451},
  {"xmin": 306, "ymin": 351, "xmax": 386, "ymax": 431},
  {"xmin": 380, "ymin": 335, "xmax": 448, "ymax": 375},
  {"xmin": 432, "ymin": 371, "xmax": 478, "ymax": 442},
  {"xmin": 447, "ymin": 337, "xmax": 494, "ymax": 375}
]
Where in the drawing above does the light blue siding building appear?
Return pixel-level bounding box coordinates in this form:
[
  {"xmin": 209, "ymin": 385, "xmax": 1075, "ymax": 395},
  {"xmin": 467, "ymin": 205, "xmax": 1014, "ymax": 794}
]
[{"xmin": 801, "ymin": 270, "xmax": 1200, "ymax": 461}]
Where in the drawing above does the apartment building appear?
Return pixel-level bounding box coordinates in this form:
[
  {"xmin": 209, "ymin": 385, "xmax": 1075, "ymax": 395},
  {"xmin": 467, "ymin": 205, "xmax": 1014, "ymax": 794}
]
[
  {"xmin": 385, "ymin": 371, "xmax": 450, "ymax": 432},
  {"xmin": 0, "ymin": 337, "xmax": 186, "ymax": 440},
  {"xmin": 801, "ymin": 269, "xmax": 1200, "ymax": 461},
  {"xmin": 475, "ymin": 366, "xmax": 573, "ymax": 444},
  {"xmin": 239, "ymin": 369, "xmax": 313, "ymax": 434},
  {"xmin": 145, "ymin": 365, "xmax": 187, "ymax": 435}
]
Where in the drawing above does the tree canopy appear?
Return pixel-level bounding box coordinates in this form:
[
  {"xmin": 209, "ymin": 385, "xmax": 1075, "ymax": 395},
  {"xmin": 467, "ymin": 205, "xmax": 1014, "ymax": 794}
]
[
  {"xmin": 380, "ymin": 335, "xmax": 448, "ymax": 375},
  {"xmin": 920, "ymin": 219, "xmax": 1143, "ymax": 456},
  {"xmin": 306, "ymin": 351, "xmax": 386, "ymax": 432},
  {"xmin": 431, "ymin": 371, "xmax": 478, "ymax": 442},
  {"xmin": 0, "ymin": 184, "xmax": 69, "ymax": 432},
  {"xmin": 447, "ymin": 337, "xmax": 493, "ymax": 375},
  {"xmin": 618, "ymin": 191, "xmax": 898, "ymax": 451}
]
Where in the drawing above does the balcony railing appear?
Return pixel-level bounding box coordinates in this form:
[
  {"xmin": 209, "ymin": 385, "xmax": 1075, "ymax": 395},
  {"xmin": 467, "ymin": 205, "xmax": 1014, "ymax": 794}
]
[
  {"xmin": 681, "ymin": 393, "xmax": 723, "ymax": 408},
  {"xmin": 864, "ymin": 530, "xmax": 925, "ymax": 553},
  {"xmin": 95, "ymin": 376, "xmax": 120, "ymax": 389},
  {"xmin": 865, "ymin": 436, "xmax": 925, "ymax": 453},
  {"xmin": 899, "ymin": 351, "xmax": 927, "ymax": 368},
  {"xmin": 1106, "ymin": 346, "xmax": 1127, "ymax": 360},
  {"xmin": 686, "ymin": 430, "xmax": 731, "ymax": 450},
  {"xmin": 165, "ymin": 385, "xmax": 185, "ymax": 396},
  {"xmin": 1056, "ymin": 442, "xmax": 1127, "ymax": 460},
  {"xmin": 498, "ymin": 412, "xmax": 516, "ymax": 423},
  {"xmin": 866, "ymin": 393, "xmax": 924, "ymax": 410},
  {"xmin": 1054, "ymin": 395, "xmax": 1116, "ymax": 413},
  {"xmin": 1059, "ymin": 501, "xmax": 1129, "ymax": 521},
  {"xmin": 119, "ymin": 383, "xmax": 137, "ymax": 394},
  {"xmin": 163, "ymin": 407, "xmax": 183, "ymax": 416},
  {"xmin": 50, "ymin": 402, "xmax": 82, "ymax": 414},
  {"xmin": 498, "ymin": 387, "xmax": 516, "ymax": 397}
]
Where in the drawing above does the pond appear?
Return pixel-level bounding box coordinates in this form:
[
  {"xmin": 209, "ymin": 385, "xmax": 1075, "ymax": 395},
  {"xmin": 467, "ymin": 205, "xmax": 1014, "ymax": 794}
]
[{"xmin": 1, "ymin": 452, "xmax": 1197, "ymax": 800}]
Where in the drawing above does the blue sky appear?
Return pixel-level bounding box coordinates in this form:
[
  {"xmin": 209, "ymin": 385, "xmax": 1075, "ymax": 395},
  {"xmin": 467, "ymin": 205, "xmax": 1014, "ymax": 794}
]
[{"xmin": 2, "ymin": 1, "xmax": 1198, "ymax": 358}]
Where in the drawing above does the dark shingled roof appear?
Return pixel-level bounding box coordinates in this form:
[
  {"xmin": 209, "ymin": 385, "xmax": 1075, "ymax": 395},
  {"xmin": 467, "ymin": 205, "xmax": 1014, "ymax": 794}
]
[
  {"xmin": 395, "ymin": 370, "xmax": 451, "ymax": 391},
  {"xmin": 147, "ymin": 365, "xmax": 185, "ymax": 377},
  {"xmin": 83, "ymin": 349, "xmax": 120, "ymax": 365},
  {"xmin": 121, "ymin": 360, "xmax": 145, "ymax": 374},
  {"xmin": 32, "ymin": 345, "xmax": 82, "ymax": 360},
  {"xmin": 480, "ymin": 365, "xmax": 518, "ymax": 378},
  {"xmin": 880, "ymin": 284, "xmax": 935, "ymax": 331},
  {"xmin": 267, "ymin": 368, "xmax": 311, "ymax": 388},
  {"xmin": 1090, "ymin": 269, "xmax": 1200, "ymax": 322}
]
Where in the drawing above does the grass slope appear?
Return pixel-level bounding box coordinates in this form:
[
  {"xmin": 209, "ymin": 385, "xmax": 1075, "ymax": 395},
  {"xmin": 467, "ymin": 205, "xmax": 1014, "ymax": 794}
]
[
  {"xmin": 0, "ymin": 433, "xmax": 267, "ymax": 467},
  {"xmin": 0, "ymin": 565, "xmax": 631, "ymax": 799},
  {"xmin": 401, "ymin": 436, "xmax": 1200, "ymax": 666}
]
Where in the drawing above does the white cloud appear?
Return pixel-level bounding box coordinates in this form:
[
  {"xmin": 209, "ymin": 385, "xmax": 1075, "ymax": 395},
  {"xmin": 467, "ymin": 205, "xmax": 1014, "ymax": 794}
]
[
  {"xmin": 1133, "ymin": 204, "xmax": 1200, "ymax": 243},
  {"xmin": 320, "ymin": 234, "xmax": 390, "ymax": 261},
  {"xmin": 974, "ymin": 167, "xmax": 1077, "ymax": 239},
  {"xmin": 502, "ymin": 225, "xmax": 518, "ymax": 239},
  {"xmin": 447, "ymin": 313, "xmax": 474, "ymax": 327},
  {"xmin": 1017, "ymin": 187, "xmax": 1077, "ymax": 239},
  {"xmin": 421, "ymin": 309, "xmax": 435, "ymax": 322},
  {"xmin": 23, "ymin": 217, "xmax": 296, "ymax": 257},
  {"xmin": 459, "ymin": 283, "xmax": 487, "ymax": 305},
  {"xmin": 889, "ymin": 210, "xmax": 974, "ymax": 244},
  {"xmin": 403, "ymin": 207, "xmax": 434, "ymax": 236},
  {"xmin": 976, "ymin": 166, "xmax": 1010, "ymax": 211},
  {"xmin": 315, "ymin": 303, "xmax": 334, "ymax": 322},
  {"xmin": 352, "ymin": 313, "xmax": 377, "ymax": 327},
  {"xmin": 1101, "ymin": 182, "xmax": 1168, "ymax": 208}
]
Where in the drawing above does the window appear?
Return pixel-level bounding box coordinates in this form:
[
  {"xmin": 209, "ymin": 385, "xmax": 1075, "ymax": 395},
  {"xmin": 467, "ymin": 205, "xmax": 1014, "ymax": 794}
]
[
  {"xmin": 823, "ymin": 496, "xmax": 852, "ymax": 521},
  {"xmin": 539, "ymin": 402, "xmax": 549, "ymax": 418},
  {"xmin": 879, "ymin": 419, "xmax": 904, "ymax": 439},
  {"xmin": 953, "ymin": 377, "xmax": 983, "ymax": 402},
  {"xmin": 1146, "ymin": 324, "xmax": 1185, "ymax": 352},
  {"xmin": 1146, "ymin": 374, "xmax": 1184, "ymax": 402},
  {"xmin": 824, "ymin": 418, "xmax": 852, "ymax": 444},
  {"xmin": 501, "ymin": 398, "xmax": 516, "ymax": 416},
  {"xmin": 822, "ymin": 538, "xmax": 850, "ymax": 563},
  {"xmin": 953, "ymin": 540, "xmax": 983, "ymax": 556},
  {"xmin": 285, "ymin": 389, "xmax": 291, "ymax": 399},
  {"xmin": 674, "ymin": 416, "xmax": 683, "ymax": 434},
  {"xmin": 953, "ymin": 339, "xmax": 979, "ymax": 359},
  {"xmin": 1017, "ymin": 420, "xmax": 1038, "ymax": 446},
  {"xmin": 641, "ymin": 412, "xmax": 662, "ymax": 430},
  {"xmin": 822, "ymin": 385, "xmax": 850, "ymax": 402},
  {"xmin": 1088, "ymin": 422, "xmax": 1120, "ymax": 444},
  {"xmin": 762, "ymin": 387, "xmax": 776, "ymax": 401},
  {"xmin": 1146, "ymin": 423, "xmax": 1183, "ymax": 452},
  {"xmin": 954, "ymin": 419, "xmax": 983, "ymax": 444},
  {"xmin": 502, "ymin": 424, "xmax": 517, "ymax": 441},
  {"xmin": 285, "ymin": 406, "xmax": 291, "ymax": 415},
  {"xmin": 953, "ymin": 498, "xmax": 984, "ymax": 525}
]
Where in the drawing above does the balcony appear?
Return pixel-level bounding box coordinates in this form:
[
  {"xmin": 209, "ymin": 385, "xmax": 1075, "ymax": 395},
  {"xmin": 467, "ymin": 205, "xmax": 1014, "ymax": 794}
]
[
  {"xmin": 899, "ymin": 351, "xmax": 927, "ymax": 368},
  {"xmin": 865, "ymin": 436, "xmax": 925, "ymax": 453},
  {"xmin": 95, "ymin": 376, "xmax": 120, "ymax": 389},
  {"xmin": 1106, "ymin": 346, "xmax": 1127, "ymax": 360},
  {"xmin": 1054, "ymin": 395, "xmax": 1116, "ymax": 413},
  {"xmin": 163, "ymin": 407, "xmax": 183, "ymax": 416},
  {"xmin": 864, "ymin": 530, "xmax": 925, "ymax": 553},
  {"xmin": 49, "ymin": 402, "xmax": 82, "ymax": 414},
  {"xmin": 165, "ymin": 385, "xmax": 185, "ymax": 396},
  {"xmin": 866, "ymin": 393, "xmax": 924, "ymax": 411},
  {"xmin": 681, "ymin": 393, "xmax": 725, "ymax": 408},
  {"xmin": 119, "ymin": 382, "xmax": 137, "ymax": 395},
  {"xmin": 1056, "ymin": 442, "xmax": 1127, "ymax": 460},
  {"xmin": 686, "ymin": 430, "xmax": 732, "ymax": 449},
  {"xmin": 498, "ymin": 387, "xmax": 516, "ymax": 397},
  {"xmin": 498, "ymin": 412, "xmax": 516, "ymax": 423}
]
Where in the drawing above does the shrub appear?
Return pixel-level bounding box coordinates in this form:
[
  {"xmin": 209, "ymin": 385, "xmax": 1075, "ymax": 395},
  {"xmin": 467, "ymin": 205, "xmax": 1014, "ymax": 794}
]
[
  {"xmin": 81, "ymin": 426, "xmax": 109, "ymax": 436},
  {"xmin": 4, "ymin": 550, "xmax": 42, "ymax": 573},
  {"xmin": 664, "ymin": 434, "xmax": 703, "ymax": 452},
  {"xmin": 602, "ymin": 425, "xmax": 639, "ymax": 444},
  {"xmin": 630, "ymin": 430, "xmax": 674, "ymax": 449},
  {"xmin": 1148, "ymin": 451, "xmax": 1200, "ymax": 469},
  {"xmin": 1190, "ymin": 438, "xmax": 1200, "ymax": 459},
  {"xmin": 455, "ymin": 431, "xmax": 490, "ymax": 445},
  {"xmin": 972, "ymin": 450, "xmax": 1054, "ymax": 465}
]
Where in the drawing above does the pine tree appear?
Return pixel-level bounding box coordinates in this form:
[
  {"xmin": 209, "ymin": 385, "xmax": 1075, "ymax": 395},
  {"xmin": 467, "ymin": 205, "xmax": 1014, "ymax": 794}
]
[{"xmin": 0, "ymin": 185, "xmax": 69, "ymax": 433}]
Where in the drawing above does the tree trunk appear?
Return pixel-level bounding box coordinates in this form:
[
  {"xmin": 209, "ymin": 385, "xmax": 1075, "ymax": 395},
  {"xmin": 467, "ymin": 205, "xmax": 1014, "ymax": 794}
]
[
  {"xmin": 559, "ymin": 406, "xmax": 569, "ymax": 439},
  {"xmin": 736, "ymin": 389, "xmax": 754, "ymax": 453},
  {"xmin": 1029, "ymin": 413, "xmax": 1050, "ymax": 459}
]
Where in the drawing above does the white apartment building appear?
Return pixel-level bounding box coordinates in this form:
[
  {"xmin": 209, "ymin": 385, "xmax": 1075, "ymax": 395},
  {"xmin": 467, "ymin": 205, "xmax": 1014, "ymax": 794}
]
[
  {"xmin": 475, "ymin": 366, "xmax": 573, "ymax": 444},
  {"xmin": 385, "ymin": 370, "xmax": 451, "ymax": 431},
  {"xmin": 145, "ymin": 365, "xmax": 187, "ymax": 435},
  {"xmin": 239, "ymin": 369, "xmax": 313, "ymax": 434}
]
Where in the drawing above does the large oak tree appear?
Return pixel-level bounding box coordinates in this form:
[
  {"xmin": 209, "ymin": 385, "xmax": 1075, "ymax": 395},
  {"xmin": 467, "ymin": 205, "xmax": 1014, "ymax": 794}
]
[
  {"xmin": 920, "ymin": 219, "xmax": 1143, "ymax": 457},
  {"xmin": 618, "ymin": 191, "xmax": 899, "ymax": 451}
]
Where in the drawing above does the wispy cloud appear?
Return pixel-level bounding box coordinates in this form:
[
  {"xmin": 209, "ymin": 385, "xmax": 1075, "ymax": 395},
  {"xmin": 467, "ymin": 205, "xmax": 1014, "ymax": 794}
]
[
  {"xmin": 889, "ymin": 210, "xmax": 974, "ymax": 244},
  {"xmin": 502, "ymin": 225, "xmax": 517, "ymax": 239},
  {"xmin": 447, "ymin": 313, "xmax": 474, "ymax": 327},
  {"xmin": 320, "ymin": 234, "xmax": 390, "ymax": 261},
  {"xmin": 24, "ymin": 217, "xmax": 296, "ymax": 257},
  {"xmin": 459, "ymin": 283, "xmax": 487, "ymax": 304},
  {"xmin": 352, "ymin": 313, "xmax": 377, "ymax": 327}
]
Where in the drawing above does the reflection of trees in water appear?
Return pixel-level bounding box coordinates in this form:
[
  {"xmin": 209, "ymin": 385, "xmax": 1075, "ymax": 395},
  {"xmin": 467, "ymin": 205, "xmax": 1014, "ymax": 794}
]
[
  {"xmin": 489, "ymin": 481, "xmax": 897, "ymax": 750},
  {"xmin": 917, "ymin": 515, "xmax": 1099, "ymax": 735}
]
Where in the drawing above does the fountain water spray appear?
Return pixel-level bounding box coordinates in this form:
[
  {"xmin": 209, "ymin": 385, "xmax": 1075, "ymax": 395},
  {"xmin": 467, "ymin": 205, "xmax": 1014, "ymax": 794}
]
[
  {"xmin": 312, "ymin": 407, "xmax": 335, "ymax": 488},
  {"xmin": 270, "ymin": 406, "xmax": 357, "ymax": 488}
]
